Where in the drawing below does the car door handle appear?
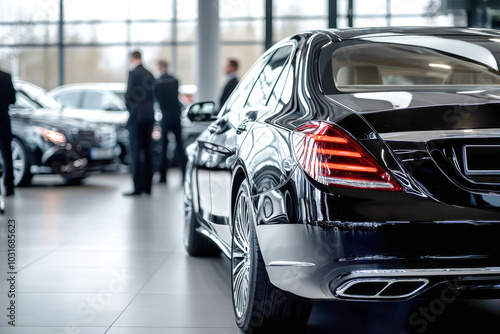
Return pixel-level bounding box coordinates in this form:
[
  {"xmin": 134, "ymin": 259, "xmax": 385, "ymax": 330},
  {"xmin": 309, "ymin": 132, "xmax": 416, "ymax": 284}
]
[
  {"xmin": 236, "ymin": 119, "xmax": 250, "ymax": 134},
  {"xmin": 208, "ymin": 124, "xmax": 219, "ymax": 133},
  {"xmin": 200, "ymin": 141, "xmax": 234, "ymax": 155},
  {"xmin": 236, "ymin": 124, "xmax": 246, "ymax": 134},
  {"xmin": 208, "ymin": 117, "xmax": 228, "ymax": 134}
]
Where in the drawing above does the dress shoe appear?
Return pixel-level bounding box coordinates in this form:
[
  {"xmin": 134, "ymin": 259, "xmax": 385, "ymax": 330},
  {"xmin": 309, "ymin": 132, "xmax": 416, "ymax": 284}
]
[
  {"xmin": 123, "ymin": 191, "xmax": 142, "ymax": 196},
  {"xmin": 5, "ymin": 188, "xmax": 14, "ymax": 197}
]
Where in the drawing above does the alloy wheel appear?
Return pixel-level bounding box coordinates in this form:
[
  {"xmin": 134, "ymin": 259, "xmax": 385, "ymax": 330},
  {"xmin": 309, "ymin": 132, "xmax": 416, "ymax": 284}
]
[
  {"xmin": 11, "ymin": 139, "xmax": 26, "ymax": 185},
  {"xmin": 232, "ymin": 191, "xmax": 251, "ymax": 319}
]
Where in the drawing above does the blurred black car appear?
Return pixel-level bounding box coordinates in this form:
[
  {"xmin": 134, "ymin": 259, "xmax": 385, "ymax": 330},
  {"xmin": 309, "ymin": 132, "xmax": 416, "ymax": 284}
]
[
  {"xmin": 16, "ymin": 80, "xmax": 131, "ymax": 165},
  {"xmin": 9, "ymin": 93, "xmax": 118, "ymax": 186},
  {"xmin": 184, "ymin": 27, "xmax": 500, "ymax": 332}
]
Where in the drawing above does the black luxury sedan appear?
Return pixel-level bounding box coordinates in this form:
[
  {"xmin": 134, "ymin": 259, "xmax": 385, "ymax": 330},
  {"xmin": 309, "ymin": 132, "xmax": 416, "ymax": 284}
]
[
  {"xmin": 15, "ymin": 80, "xmax": 132, "ymax": 165},
  {"xmin": 9, "ymin": 93, "xmax": 118, "ymax": 186},
  {"xmin": 183, "ymin": 27, "xmax": 500, "ymax": 332}
]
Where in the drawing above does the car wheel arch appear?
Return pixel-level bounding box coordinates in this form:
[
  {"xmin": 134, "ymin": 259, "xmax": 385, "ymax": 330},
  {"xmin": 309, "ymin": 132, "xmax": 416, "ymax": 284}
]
[
  {"xmin": 11, "ymin": 135, "xmax": 33, "ymax": 162},
  {"xmin": 231, "ymin": 164, "xmax": 248, "ymax": 230}
]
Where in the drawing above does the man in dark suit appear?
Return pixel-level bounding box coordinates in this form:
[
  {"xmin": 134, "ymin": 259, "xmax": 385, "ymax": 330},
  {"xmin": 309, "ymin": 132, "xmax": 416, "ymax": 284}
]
[
  {"xmin": 219, "ymin": 59, "xmax": 239, "ymax": 108},
  {"xmin": 0, "ymin": 69, "xmax": 16, "ymax": 196},
  {"xmin": 124, "ymin": 50, "xmax": 155, "ymax": 196},
  {"xmin": 153, "ymin": 59, "xmax": 186, "ymax": 184}
]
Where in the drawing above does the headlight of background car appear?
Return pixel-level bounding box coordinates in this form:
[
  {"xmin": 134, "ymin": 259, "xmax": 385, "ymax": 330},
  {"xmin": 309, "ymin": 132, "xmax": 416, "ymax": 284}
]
[{"xmin": 38, "ymin": 127, "xmax": 67, "ymax": 146}]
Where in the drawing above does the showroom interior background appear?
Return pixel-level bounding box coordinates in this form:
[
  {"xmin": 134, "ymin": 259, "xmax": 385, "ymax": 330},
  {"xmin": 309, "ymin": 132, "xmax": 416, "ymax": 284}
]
[{"xmin": 0, "ymin": 0, "xmax": 495, "ymax": 94}]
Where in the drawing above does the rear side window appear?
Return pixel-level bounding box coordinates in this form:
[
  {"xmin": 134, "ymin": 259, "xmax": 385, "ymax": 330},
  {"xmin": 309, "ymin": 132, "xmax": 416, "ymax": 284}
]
[
  {"xmin": 54, "ymin": 91, "xmax": 81, "ymax": 108},
  {"xmin": 222, "ymin": 53, "xmax": 271, "ymax": 115},
  {"xmin": 245, "ymin": 45, "xmax": 293, "ymax": 108}
]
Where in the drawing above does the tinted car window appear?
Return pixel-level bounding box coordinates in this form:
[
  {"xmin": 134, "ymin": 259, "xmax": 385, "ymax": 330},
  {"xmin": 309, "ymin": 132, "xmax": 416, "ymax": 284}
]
[
  {"xmin": 245, "ymin": 45, "xmax": 293, "ymax": 108},
  {"xmin": 221, "ymin": 53, "xmax": 271, "ymax": 115},
  {"xmin": 266, "ymin": 59, "xmax": 292, "ymax": 107},
  {"xmin": 55, "ymin": 91, "xmax": 81, "ymax": 108},
  {"xmin": 82, "ymin": 91, "xmax": 120, "ymax": 110}
]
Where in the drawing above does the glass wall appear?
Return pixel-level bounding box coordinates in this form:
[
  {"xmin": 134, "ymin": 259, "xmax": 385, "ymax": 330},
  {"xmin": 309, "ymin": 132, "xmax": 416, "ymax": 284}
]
[
  {"xmin": 0, "ymin": 0, "xmax": 471, "ymax": 92},
  {"xmin": 0, "ymin": 0, "xmax": 197, "ymax": 90},
  {"xmin": 0, "ymin": 0, "xmax": 60, "ymax": 89},
  {"xmin": 273, "ymin": 0, "xmax": 329, "ymax": 41},
  {"xmin": 336, "ymin": 0, "xmax": 467, "ymax": 28},
  {"xmin": 219, "ymin": 0, "xmax": 265, "ymax": 89}
]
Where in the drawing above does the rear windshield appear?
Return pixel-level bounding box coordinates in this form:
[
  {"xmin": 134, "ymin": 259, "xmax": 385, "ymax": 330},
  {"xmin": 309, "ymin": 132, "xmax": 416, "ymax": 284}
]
[{"xmin": 321, "ymin": 35, "xmax": 500, "ymax": 93}]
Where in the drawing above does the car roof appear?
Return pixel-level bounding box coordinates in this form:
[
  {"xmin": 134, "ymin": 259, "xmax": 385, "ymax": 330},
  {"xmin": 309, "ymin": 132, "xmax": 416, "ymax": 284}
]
[
  {"xmin": 14, "ymin": 79, "xmax": 48, "ymax": 93},
  {"xmin": 301, "ymin": 26, "xmax": 500, "ymax": 41},
  {"xmin": 50, "ymin": 82, "xmax": 127, "ymax": 94}
]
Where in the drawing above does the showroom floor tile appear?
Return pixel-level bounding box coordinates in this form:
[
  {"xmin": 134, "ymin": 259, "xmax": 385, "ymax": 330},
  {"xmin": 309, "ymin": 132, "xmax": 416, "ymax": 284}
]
[
  {"xmin": 1, "ymin": 171, "xmax": 499, "ymax": 333},
  {"xmin": 112, "ymin": 293, "xmax": 235, "ymax": 328},
  {"xmin": 14, "ymin": 292, "xmax": 136, "ymax": 327}
]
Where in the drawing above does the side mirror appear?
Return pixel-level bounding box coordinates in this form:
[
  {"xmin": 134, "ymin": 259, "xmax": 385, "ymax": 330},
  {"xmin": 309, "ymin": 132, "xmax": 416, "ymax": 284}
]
[{"xmin": 186, "ymin": 101, "xmax": 217, "ymax": 122}]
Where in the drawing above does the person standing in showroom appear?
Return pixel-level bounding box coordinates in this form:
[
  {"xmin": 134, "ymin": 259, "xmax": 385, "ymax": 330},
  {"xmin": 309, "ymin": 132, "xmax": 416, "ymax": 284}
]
[
  {"xmin": 153, "ymin": 59, "xmax": 186, "ymax": 184},
  {"xmin": 124, "ymin": 50, "xmax": 155, "ymax": 196},
  {"xmin": 0, "ymin": 68, "xmax": 16, "ymax": 197},
  {"xmin": 219, "ymin": 59, "xmax": 239, "ymax": 108}
]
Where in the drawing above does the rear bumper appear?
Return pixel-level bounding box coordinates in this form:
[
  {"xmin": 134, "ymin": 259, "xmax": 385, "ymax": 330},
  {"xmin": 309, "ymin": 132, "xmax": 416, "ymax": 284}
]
[{"xmin": 256, "ymin": 222, "xmax": 500, "ymax": 300}]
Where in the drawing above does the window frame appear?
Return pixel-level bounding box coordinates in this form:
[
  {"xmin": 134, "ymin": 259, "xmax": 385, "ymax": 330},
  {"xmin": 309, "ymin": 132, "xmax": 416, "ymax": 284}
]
[{"xmin": 246, "ymin": 42, "xmax": 295, "ymax": 109}]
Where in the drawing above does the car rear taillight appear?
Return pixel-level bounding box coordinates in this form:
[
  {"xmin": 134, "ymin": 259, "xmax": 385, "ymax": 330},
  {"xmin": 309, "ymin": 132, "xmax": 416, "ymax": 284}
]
[{"xmin": 292, "ymin": 122, "xmax": 402, "ymax": 191}]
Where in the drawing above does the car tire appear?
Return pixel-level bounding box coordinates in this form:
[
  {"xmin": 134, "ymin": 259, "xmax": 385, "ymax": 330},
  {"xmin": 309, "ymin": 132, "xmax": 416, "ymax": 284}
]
[
  {"xmin": 11, "ymin": 137, "xmax": 32, "ymax": 187},
  {"xmin": 231, "ymin": 180, "xmax": 312, "ymax": 333},
  {"xmin": 183, "ymin": 168, "xmax": 221, "ymax": 257}
]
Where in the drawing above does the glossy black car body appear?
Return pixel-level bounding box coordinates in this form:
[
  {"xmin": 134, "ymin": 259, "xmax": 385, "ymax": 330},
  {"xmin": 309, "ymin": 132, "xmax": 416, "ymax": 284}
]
[
  {"xmin": 184, "ymin": 27, "xmax": 500, "ymax": 332},
  {"xmin": 9, "ymin": 93, "xmax": 118, "ymax": 186}
]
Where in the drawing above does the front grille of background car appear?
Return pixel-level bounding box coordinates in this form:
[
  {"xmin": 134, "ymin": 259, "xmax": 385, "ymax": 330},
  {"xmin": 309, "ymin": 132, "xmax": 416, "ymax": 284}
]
[
  {"xmin": 98, "ymin": 130, "xmax": 115, "ymax": 147},
  {"xmin": 71, "ymin": 129, "xmax": 115, "ymax": 148}
]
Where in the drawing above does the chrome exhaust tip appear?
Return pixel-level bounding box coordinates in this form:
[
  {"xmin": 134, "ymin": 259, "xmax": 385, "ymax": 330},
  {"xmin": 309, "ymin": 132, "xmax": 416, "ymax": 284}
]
[{"xmin": 335, "ymin": 278, "xmax": 429, "ymax": 299}]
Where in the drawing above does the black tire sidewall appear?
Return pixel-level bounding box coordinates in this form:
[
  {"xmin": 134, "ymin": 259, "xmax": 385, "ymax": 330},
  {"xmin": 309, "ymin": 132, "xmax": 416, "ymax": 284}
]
[{"xmin": 183, "ymin": 178, "xmax": 198, "ymax": 254}]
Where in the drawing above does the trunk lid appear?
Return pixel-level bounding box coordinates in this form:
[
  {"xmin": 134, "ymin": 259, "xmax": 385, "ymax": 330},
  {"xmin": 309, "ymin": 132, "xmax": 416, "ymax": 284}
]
[{"xmin": 331, "ymin": 91, "xmax": 500, "ymax": 208}]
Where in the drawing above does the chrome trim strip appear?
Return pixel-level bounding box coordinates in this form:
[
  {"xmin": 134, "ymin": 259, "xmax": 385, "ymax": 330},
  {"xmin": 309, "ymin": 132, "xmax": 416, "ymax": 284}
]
[
  {"xmin": 350, "ymin": 267, "xmax": 500, "ymax": 277},
  {"xmin": 323, "ymin": 176, "xmax": 396, "ymax": 189},
  {"xmin": 269, "ymin": 261, "xmax": 316, "ymax": 267},
  {"xmin": 381, "ymin": 128, "xmax": 500, "ymax": 142},
  {"xmin": 196, "ymin": 227, "xmax": 232, "ymax": 259},
  {"xmin": 336, "ymin": 278, "xmax": 429, "ymax": 299}
]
